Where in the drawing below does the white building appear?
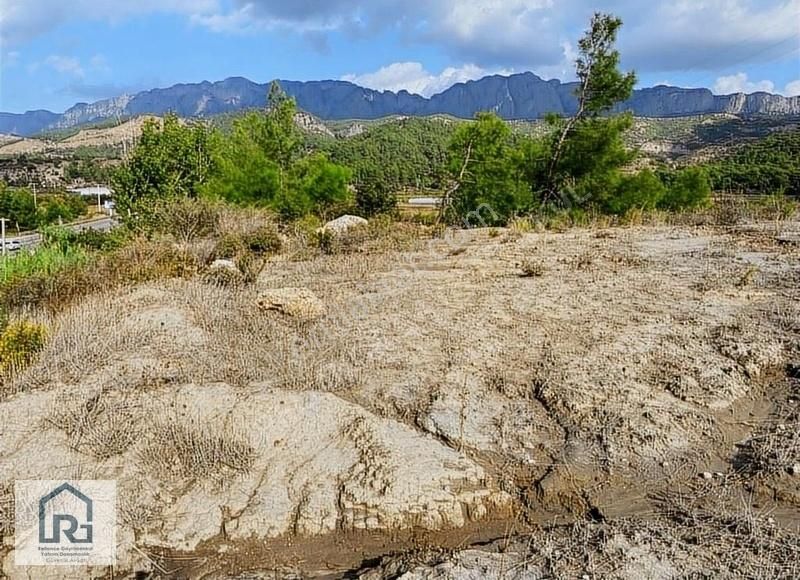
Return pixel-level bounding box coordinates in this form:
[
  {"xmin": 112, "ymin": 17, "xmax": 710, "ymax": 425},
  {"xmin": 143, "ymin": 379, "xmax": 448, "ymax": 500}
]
[{"xmin": 68, "ymin": 186, "xmax": 113, "ymax": 198}]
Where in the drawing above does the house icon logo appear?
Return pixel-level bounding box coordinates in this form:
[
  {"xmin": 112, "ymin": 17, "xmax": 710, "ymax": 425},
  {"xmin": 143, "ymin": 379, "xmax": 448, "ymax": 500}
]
[{"xmin": 38, "ymin": 483, "xmax": 93, "ymax": 545}]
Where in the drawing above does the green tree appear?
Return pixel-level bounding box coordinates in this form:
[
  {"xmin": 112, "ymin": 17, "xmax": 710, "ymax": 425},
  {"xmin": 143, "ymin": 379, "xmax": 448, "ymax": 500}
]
[
  {"xmin": 0, "ymin": 184, "xmax": 37, "ymax": 231},
  {"xmin": 276, "ymin": 153, "xmax": 352, "ymax": 219},
  {"xmin": 203, "ymin": 116, "xmax": 282, "ymax": 206},
  {"xmin": 659, "ymin": 167, "xmax": 712, "ymax": 210},
  {"xmin": 602, "ymin": 169, "xmax": 665, "ymax": 215},
  {"xmin": 446, "ymin": 112, "xmax": 530, "ymax": 226},
  {"xmin": 314, "ymin": 117, "xmax": 456, "ymax": 215},
  {"xmin": 205, "ymin": 84, "xmax": 353, "ymax": 218},
  {"xmin": 36, "ymin": 194, "xmax": 88, "ymax": 226},
  {"xmin": 542, "ymin": 13, "xmax": 636, "ymax": 203},
  {"xmin": 113, "ymin": 114, "xmax": 216, "ymax": 225},
  {"xmin": 262, "ymin": 82, "xmax": 302, "ymax": 169}
]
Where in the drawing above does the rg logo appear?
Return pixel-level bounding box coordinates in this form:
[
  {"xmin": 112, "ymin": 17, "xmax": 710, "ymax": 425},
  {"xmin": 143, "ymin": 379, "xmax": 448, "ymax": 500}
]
[{"xmin": 38, "ymin": 482, "xmax": 93, "ymax": 544}]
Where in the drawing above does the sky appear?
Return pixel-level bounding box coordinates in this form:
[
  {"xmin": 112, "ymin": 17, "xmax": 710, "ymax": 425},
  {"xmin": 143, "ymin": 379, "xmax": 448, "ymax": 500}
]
[{"xmin": 0, "ymin": 0, "xmax": 798, "ymax": 113}]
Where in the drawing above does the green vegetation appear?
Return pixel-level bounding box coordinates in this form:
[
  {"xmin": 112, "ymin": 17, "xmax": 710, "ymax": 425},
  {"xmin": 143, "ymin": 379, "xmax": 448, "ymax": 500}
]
[
  {"xmin": 447, "ymin": 113, "xmax": 529, "ymax": 226},
  {"xmin": 706, "ymin": 129, "xmax": 800, "ymax": 195},
  {"xmin": 1, "ymin": 228, "xmax": 91, "ymax": 285},
  {"xmin": 65, "ymin": 157, "xmax": 115, "ymax": 182},
  {"xmin": 0, "ymin": 182, "xmax": 88, "ymax": 231},
  {"xmin": 112, "ymin": 114, "xmax": 216, "ymax": 226},
  {"xmin": 0, "ymin": 320, "xmax": 47, "ymax": 376},
  {"xmin": 113, "ymin": 85, "xmax": 352, "ymax": 224},
  {"xmin": 443, "ymin": 13, "xmax": 711, "ymax": 223},
  {"xmin": 313, "ymin": 117, "xmax": 456, "ymax": 215},
  {"xmin": 205, "ymin": 85, "xmax": 352, "ymax": 219}
]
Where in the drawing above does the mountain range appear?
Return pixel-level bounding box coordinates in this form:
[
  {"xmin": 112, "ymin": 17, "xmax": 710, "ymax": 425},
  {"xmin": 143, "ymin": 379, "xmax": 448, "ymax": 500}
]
[{"xmin": 2, "ymin": 72, "xmax": 800, "ymax": 137}]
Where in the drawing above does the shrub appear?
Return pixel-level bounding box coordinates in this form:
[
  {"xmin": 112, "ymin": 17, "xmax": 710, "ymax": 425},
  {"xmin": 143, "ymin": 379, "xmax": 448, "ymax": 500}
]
[
  {"xmin": 601, "ymin": 170, "xmax": 666, "ymax": 215},
  {"xmin": 0, "ymin": 239, "xmax": 198, "ymax": 315},
  {"xmin": 245, "ymin": 225, "xmax": 283, "ymax": 254},
  {"xmin": 659, "ymin": 167, "xmax": 712, "ymax": 211},
  {"xmin": 519, "ymin": 259, "xmax": 546, "ymax": 278},
  {"xmin": 150, "ymin": 197, "xmax": 222, "ymax": 242},
  {"xmin": 203, "ymin": 261, "xmax": 245, "ymax": 288},
  {"xmin": 0, "ymin": 321, "xmax": 47, "ymax": 377},
  {"xmin": 68, "ymin": 228, "xmax": 129, "ymax": 251},
  {"xmin": 216, "ymin": 225, "xmax": 282, "ymax": 260}
]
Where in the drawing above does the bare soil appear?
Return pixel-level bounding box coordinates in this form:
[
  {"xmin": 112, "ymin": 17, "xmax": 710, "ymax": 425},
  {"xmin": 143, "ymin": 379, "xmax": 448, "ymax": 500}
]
[{"xmin": 2, "ymin": 219, "xmax": 799, "ymax": 579}]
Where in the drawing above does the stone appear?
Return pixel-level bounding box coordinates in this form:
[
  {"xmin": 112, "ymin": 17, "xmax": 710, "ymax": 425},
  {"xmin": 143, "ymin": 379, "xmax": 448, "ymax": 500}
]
[
  {"xmin": 700, "ymin": 472, "xmax": 713, "ymax": 480},
  {"xmin": 322, "ymin": 215, "xmax": 368, "ymax": 235},
  {"xmin": 209, "ymin": 259, "xmax": 239, "ymax": 272},
  {"xmin": 257, "ymin": 287, "xmax": 326, "ymax": 321}
]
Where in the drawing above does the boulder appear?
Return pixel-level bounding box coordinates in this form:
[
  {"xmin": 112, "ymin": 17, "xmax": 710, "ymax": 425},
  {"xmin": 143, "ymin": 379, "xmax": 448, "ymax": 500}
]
[
  {"xmin": 257, "ymin": 287, "xmax": 326, "ymax": 321},
  {"xmin": 209, "ymin": 259, "xmax": 239, "ymax": 273},
  {"xmin": 323, "ymin": 215, "xmax": 368, "ymax": 235},
  {"xmin": 205, "ymin": 259, "xmax": 244, "ymax": 286}
]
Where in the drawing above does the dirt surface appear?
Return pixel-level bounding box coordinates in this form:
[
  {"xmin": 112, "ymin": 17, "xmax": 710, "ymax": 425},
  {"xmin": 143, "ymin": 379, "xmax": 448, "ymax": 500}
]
[{"xmin": 1, "ymin": 220, "xmax": 799, "ymax": 578}]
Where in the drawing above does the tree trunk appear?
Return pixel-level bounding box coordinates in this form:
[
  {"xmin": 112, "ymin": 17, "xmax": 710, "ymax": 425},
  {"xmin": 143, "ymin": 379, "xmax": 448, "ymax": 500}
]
[
  {"xmin": 542, "ymin": 53, "xmax": 595, "ymax": 205},
  {"xmin": 437, "ymin": 141, "xmax": 472, "ymax": 226}
]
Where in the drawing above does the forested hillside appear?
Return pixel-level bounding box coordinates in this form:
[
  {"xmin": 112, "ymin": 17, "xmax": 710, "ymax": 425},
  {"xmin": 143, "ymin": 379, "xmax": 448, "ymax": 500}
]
[{"xmin": 707, "ymin": 129, "xmax": 800, "ymax": 195}]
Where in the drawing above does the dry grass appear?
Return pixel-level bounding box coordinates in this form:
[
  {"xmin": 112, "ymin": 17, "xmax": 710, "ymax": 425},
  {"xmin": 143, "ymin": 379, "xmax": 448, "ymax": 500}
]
[
  {"xmin": 7, "ymin": 276, "xmax": 370, "ymax": 398},
  {"xmin": 0, "ymin": 482, "xmax": 13, "ymax": 539},
  {"xmin": 518, "ymin": 259, "xmax": 546, "ymax": 278},
  {"xmin": 47, "ymin": 390, "xmax": 142, "ymax": 460},
  {"xmin": 735, "ymin": 419, "xmax": 800, "ymax": 476},
  {"xmin": 140, "ymin": 418, "xmax": 255, "ymax": 482}
]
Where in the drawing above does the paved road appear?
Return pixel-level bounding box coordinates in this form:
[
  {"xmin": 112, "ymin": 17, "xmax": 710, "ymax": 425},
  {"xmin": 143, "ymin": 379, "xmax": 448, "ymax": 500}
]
[{"xmin": 4, "ymin": 216, "xmax": 117, "ymax": 251}]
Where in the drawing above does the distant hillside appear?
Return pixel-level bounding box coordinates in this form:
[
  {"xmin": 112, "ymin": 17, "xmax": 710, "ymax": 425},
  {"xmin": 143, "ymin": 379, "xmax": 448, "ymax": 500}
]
[{"xmin": 3, "ymin": 73, "xmax": 800, "ymax": 136}]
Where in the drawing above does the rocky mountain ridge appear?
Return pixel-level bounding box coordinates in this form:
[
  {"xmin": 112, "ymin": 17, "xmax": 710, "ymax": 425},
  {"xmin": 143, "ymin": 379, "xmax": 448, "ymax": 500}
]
[{"xmin": 2, "ymin": 72, "xmax": 800, "ymax": 136}]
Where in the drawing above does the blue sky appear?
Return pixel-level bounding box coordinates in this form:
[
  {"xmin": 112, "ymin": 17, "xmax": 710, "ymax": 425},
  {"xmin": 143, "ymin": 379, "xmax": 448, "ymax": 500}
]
[{"xmin": 1, "ymin": 0, "xmax": 798, "ymax": 113}]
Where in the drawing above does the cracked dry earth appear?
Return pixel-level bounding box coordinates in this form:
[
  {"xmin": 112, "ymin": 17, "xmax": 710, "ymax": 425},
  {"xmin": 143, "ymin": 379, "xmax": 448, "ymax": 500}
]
[{"xmin": 1, "ymin": 220, "xmax": 800, "ymax": 579}]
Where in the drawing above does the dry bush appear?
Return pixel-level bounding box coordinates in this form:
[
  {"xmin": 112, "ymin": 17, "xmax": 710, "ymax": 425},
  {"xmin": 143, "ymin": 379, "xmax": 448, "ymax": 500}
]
[
  {"xmin": 140, "ymin": 418, "xmax": 255, "ymax": 482},
  {"xmin": 218, "ymin": 205, "xmax": 279, "ymax": 238},
  {"xmin": 734, "ymin": 420, "xmax": 800, "ymax": 476},
  {"xmin": 48, "ymin": 391, "xmax": 142, "ymax": 460},
  {"xmin": 202, "ymin": 262, "xmax": 246, "ymax": 288},
  {"xmin": 216, "ymin": 226, "xmax": 282, "ymax": 260},
  {"xmin": 0, "ymin": 320, "xmax": 47, "ymax": 380},
  {"xmin": 0, "ymin": 482, "xmax": 13, "ymax": 539},
  {"xmin": 11, "ymin": 292, "xmax": 161, "ymax": 391},
  {"xmin": 1, "ymin": 238, "xmax": 200, "ymax": 316},
  {"xmin": 151, "ymin": 197, "xmax": 223, "ymax": 243},
  {"xmin": 270, "ymin": 335, "xmax": 364, "ymax": 392},
  {"xmin": 518, "ymin": 259, "xmax": 546, "ymax": 278}
]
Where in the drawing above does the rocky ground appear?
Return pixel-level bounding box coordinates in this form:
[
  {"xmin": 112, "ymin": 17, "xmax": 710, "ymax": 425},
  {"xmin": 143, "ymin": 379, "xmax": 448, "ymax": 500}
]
[{"xmin": 1, "ymin": 219, "xmax": 799, "ymax": 579}]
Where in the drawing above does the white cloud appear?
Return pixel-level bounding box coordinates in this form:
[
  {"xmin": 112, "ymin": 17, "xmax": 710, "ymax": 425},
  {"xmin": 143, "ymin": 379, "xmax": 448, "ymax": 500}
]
[
  {"xmin": 342, "ymin": 62, "xmax": 512, "ymax": 97},
  {"xmin": 214, "ymin": 0, "xmax": 800, "ymax": 71},
  {"xmin": 33, "ymin": 53, "xmax": 111, "ymax": 79},
  {"xmin": 0, "ymin": 0, "xmax": 220, "ymax": 45},
  {"xmin": 44, "ymin": 55, "xmax": 85, "ymax": 78},
  {"xmin": 1, "ymin": 51, "xmax": 20, "ymax": 68},
  {"xmin": 785, "ymin": 80, "xmax": 800, "ymax": 97},
  {"xmin": 713, "ymin": 72, "xmax": 776, "ymax": 94},
  {"xmin": 2, "ymin": 0, "xmax": 798, "ymax": 76}
]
